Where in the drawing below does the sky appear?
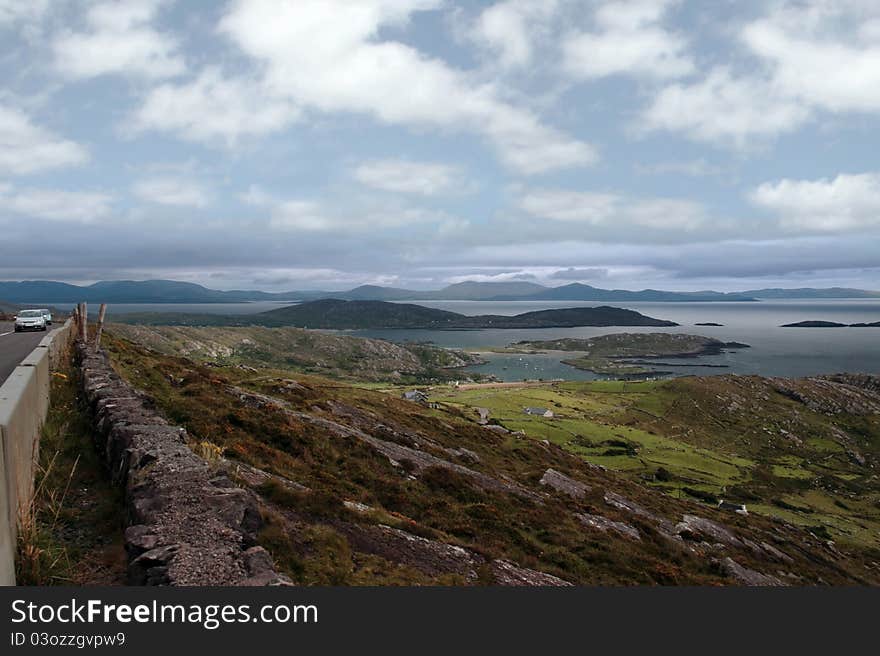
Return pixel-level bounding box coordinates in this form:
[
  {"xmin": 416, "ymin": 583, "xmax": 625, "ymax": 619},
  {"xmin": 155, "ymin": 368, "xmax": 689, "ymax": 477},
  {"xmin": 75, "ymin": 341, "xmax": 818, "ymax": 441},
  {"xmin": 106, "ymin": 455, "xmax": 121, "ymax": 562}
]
[{"xmin": 1, "ymin": 0, "xmax": 879, "ymax": 292}]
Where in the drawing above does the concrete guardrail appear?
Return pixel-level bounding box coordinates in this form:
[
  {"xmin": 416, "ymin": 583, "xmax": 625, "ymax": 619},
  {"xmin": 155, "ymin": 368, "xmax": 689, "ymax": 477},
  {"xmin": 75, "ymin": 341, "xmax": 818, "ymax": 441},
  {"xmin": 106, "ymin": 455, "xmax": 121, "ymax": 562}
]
[{"xmin": 0, "ymin": 319, "xmax": 74, "ymax": 586}]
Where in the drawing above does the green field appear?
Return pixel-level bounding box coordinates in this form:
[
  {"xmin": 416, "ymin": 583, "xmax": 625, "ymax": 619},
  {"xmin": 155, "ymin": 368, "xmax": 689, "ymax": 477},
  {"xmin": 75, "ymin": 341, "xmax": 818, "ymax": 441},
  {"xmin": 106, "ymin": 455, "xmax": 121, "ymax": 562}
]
[{"xmin": 432, "ymin": 376, "xmax": 880, "ymax": 548}]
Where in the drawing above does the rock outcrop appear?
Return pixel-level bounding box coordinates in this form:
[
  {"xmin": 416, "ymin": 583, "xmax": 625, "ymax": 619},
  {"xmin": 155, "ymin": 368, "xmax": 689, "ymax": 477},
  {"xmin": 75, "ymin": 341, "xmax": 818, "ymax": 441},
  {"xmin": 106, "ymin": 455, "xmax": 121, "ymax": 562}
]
[
  {"xmin": 540, "ymin": 469, "xmax": 590, "ymax": 499},
  {"xmin": 717, "ymin": 557, "xmax": 784, "ymax": 587},
  {"xmin": 576, "ymin": 513, "xmax": 641, "ymax": 541},
  {"xmin": 675, "ymin": 515, "xmax": 743, "ymax": 548},
  {"xmin": 490, "ymin": 560, "xmax": 572, "ymax": 587}
]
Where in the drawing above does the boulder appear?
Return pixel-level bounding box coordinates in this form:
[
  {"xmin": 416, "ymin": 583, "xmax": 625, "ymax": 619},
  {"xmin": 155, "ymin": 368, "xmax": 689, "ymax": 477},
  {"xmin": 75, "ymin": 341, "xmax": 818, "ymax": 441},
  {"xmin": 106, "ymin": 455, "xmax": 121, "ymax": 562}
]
[
  {"xmin": 675, "ymin": 515, "xmax": 742, "ymax": 548},
  {"xmin": 540, "ymin": 469, "xmax": 590, "ymax": 499},
  {"xmin": 718, "ymin": 557, "xmax": 785, "ymax": 586},
  {"xmin": 576, "ymin": 513, "xmax": 640, "ymax": 541},
  {"xmin": 490, "ymin": 560, "xmax": 572, "ymax": 587}
]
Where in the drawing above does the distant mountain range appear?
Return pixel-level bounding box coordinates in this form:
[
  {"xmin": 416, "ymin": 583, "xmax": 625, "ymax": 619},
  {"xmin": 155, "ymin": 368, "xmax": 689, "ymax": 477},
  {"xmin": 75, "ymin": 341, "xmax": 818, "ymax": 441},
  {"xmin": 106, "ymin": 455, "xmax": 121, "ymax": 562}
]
[
  {"xmin": 741, "ymin": 287, "xmax": 880, "ymax": 299},
  {"xmin": 1, "ymin": 279, "xmax": 878, "ymax": 305},
  {"xmin": 115, "ymin": 299, "xmax": 680, "ymax": 330}
]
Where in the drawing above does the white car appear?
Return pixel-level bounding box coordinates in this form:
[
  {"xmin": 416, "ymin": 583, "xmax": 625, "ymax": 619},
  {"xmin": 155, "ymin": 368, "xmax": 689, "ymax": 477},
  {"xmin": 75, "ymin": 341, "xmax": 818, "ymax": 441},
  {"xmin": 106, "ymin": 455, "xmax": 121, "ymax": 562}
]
[
  {"xmin": 14, "ymin": 309, "xmax": 48, "ymax": 332},
  {"xmin": 38, "ymin": 308, "xmax": 52, "ymax": 325}
]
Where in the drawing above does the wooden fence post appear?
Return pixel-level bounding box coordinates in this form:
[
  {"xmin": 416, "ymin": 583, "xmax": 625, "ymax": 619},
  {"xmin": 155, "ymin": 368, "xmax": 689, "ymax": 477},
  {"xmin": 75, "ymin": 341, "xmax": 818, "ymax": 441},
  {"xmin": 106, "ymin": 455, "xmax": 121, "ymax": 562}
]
[
  {"xmin": 94, "ymin": 304, "xmax": 107, "ymax": 352},
  {"xmin": 80, "ymin": 302, "xmax": 88, "ymax": 343}
]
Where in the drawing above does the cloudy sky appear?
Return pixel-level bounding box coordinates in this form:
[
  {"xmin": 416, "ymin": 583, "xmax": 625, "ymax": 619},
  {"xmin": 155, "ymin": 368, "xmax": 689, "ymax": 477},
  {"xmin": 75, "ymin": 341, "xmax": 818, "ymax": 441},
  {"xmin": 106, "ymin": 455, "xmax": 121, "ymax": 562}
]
[{"xmin": 1, "ymin": 0, "xmax": 879, "ymax": 291}]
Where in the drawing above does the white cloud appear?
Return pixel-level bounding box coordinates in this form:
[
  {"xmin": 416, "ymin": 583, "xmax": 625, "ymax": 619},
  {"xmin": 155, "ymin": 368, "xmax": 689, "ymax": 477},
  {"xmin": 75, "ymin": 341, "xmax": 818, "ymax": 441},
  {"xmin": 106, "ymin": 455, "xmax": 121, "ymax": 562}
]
[
  {"xmin": 519, "ymin": 189, "xmax": 618, "ymax": 224},
  {"xmin": 0, "ymin": 0, "xmax": 48, "ymax": 25},
  {"xmin": 267, "ymin": 201, "xmax": 447, "ymax": 233},
  {"xmin": 636, "ymin": 159, "xmax": 724, "ymax": 177},
  {"xmin": 626, "ymin": 198, "xmax": 706, "ymax": 230},
  {"xmin": 53, "ymin": 0, "xmax": 185, "ymax": 79},
  {"xmin": 0, "ymin": 105, "xmax": 89, "ymax": 175},
  {"xmin": 131, "ymin": 68, "xmax": 300, "ymax": 145},
  {"xmin": 563, "ymin": 0, "xmax": 693, "ymax": 80},
  {"xmin": 470, "ymin": 0, "xmax": 559, "ymax": 69},
  {"xmin": 353, "ymin": 159, "xmax": 465, "ymax": 195},
  {"xmin": 640, "ymin": 68, "xmax": 811, "ymax": 147},
  {"xmin": 238, "ymin": 184, "xmax": 273, "ymax": 207},
  {"xmin": 750, "ymin": 172, "xmax": 880, "ymax": 232},
  {"xmin": 268, "ymin": 200, "xmax": 335, "ymax": 232},
  {"xmin": 132, "ymin": 177, "xmax": 210, "ymax": 207},
  {"xmin": 243, "ymin": 184, "xmax": 455, "ymax": 233},
  {"xmin": 741, "ymin": 2, "xmax": 880, "ymax": 114},
  {"xmin": 0, "ymin": 185, "xmax": 112, "ymax": 222},
  {"xmin": 517, "ymin": 188, "xmax": 706, "ymax": 230},
  {"xmin": 640, "ymin": 2, "xmax": 880, "ymax": 147},
  {"xmin": 217, "ymin": 0, "xmax": 595, "ymax": 174}
]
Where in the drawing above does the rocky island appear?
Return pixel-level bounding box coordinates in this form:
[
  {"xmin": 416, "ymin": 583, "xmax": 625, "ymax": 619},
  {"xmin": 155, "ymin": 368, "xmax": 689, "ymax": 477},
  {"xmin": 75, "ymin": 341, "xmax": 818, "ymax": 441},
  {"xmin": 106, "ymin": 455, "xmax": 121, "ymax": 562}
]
[
  {"xmin": 505, "ymin": 333, "xmax": 750, "ymax": 376},
  {"xmin": 782, "ymin": 321, "xmax": 880, "ymax": 327}
]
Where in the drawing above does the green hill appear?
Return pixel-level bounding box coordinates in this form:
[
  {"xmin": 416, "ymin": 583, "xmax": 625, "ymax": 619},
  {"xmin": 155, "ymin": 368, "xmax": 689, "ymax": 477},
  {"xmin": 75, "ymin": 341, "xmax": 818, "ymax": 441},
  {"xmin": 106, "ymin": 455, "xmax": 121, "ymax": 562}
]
[
  {"xmin": 254, "ymin": 300, "xmax": 680, "ymax": 329},
  {"xmin": 259, "ymin": 299, "xmax": 465, "ymax": 328},
  {"xmin": 115, "ymin": 300, "xmax": 679, "ymax": 329}
]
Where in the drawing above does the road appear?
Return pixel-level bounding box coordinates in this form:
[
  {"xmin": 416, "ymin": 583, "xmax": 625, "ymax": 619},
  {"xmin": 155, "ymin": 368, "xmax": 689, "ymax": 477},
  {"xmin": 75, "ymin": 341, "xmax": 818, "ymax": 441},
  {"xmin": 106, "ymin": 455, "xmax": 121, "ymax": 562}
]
[{"xmin": 0, "ymin": 321, "xmax": 60, "ymax": 386}]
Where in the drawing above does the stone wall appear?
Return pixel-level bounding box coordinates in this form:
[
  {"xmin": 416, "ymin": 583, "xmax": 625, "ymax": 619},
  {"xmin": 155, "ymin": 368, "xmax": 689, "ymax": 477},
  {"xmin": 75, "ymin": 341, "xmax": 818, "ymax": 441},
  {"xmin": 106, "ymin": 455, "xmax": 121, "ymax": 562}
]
[{"xmin": 77, "ymin": 344, "xmax": 288, "ymax": 586}]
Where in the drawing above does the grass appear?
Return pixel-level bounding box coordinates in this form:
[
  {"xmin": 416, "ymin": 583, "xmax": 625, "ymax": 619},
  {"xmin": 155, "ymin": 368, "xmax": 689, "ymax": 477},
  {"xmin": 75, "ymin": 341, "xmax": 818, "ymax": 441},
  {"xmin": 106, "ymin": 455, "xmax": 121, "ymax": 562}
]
[
  {"xmin": 15, "ymin": 346, "xmax": 126, "ymax": 585},
  {"xmin": 103, "ymin": 333, "xmax": 751, "ymax": 585},
  {"xmin": 98, "ymin": 329, "xmax": 880, "ymax": 584},
  {"xmin": 433, "ymin": 381, "xmax": 754, "ymax": 492},
  {"xmin": 436, "ymin": 375, "xmax": 880, "ymax": 549}
]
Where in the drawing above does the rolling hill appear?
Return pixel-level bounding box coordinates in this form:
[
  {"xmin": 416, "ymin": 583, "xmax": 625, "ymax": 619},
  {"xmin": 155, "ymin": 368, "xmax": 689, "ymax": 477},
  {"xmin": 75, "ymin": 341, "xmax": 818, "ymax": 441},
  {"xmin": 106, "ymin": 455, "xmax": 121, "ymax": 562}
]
[
  {"xmin": 521, "ymin": 283, "xmax": 756, "ymax": 302},
  {"xmin": 116, "ymin": 299, "xmax": 680, "ymax": 329},
  {"xmin": 0, "ymin": 279, "xmax": 279, "ymax": 303}
]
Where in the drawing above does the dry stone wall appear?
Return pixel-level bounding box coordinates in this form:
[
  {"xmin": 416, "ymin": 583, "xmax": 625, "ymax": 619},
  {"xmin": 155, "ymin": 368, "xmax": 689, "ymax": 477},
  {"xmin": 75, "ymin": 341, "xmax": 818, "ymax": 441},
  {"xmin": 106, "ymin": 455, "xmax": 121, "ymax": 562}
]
[{"xmin": 77, "ymin": 344, "xmax": 288, "ymax": 586}]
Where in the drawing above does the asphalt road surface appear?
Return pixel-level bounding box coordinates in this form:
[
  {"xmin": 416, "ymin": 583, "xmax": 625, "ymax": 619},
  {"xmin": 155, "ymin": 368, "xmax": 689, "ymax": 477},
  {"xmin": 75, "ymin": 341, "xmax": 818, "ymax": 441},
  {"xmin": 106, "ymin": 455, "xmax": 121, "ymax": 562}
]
[{"xmin": 0, "ymin": 321, "xmax": 60, "ymax": 386}]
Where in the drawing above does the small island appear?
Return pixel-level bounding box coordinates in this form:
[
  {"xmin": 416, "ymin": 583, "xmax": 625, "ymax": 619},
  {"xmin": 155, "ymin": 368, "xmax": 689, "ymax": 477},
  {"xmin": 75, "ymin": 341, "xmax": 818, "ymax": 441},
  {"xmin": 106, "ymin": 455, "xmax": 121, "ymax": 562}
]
[
  {"xmin": 695, "ymin": 322, "xmax": 724, "ymax": 326},
  {"xmin": 781, "ymin": 320, "xmax": 879, "ymax": 328},
  {"xmin": 504, "ymin": 333, "xmax": 750, "ymax": 376}
]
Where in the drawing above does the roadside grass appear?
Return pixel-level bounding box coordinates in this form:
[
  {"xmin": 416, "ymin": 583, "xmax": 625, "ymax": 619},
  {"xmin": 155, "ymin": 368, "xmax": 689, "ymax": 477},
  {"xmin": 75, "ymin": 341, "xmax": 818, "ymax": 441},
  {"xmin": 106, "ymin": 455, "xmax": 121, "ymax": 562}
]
[{"xmin": 15, "ymin": 349, "xmax": 126, "ymax": 585}]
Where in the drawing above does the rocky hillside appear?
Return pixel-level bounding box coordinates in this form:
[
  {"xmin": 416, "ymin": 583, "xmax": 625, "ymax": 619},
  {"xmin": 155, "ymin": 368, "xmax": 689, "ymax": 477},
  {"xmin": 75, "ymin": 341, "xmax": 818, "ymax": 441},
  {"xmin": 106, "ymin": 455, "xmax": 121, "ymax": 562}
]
[
  {"xmin": 108, "ymin": 324, "xmax": 483, "ymax": 383},
  {"xmin": 101, "ymin": 333, "xmax": 880, "ymax": 586},
  {"xmin": 436, "ymin": 373, "xmax": 880, "ymax": 554}
]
